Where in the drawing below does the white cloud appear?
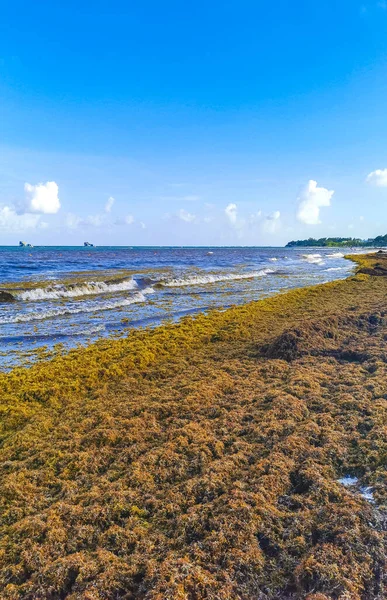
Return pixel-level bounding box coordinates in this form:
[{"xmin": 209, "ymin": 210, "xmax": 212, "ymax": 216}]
[
  {"xmin": 23, "ymin": 181, "xmax": 61, "ymax": 214},
  {"xmin": 178, "ymin": 209, "xmax": 196, "ymax": 222},
  {"xmin": 224, "ymin": 204, "xmax": 281, "ymax": 236},
  {"xmin": 66, "ymin": 212, "xmax": 105, "ymax": 229},
  {"xmin": 84, "ymin": 214, "xmax": 104, "ymax": 227},
  {"xmin": 296, "ymin": 180, "xmax": 334, "ymax": 225},
  {"xmin": 366, "ymin": 168, "xmax": 387, "ymax": 187},
  {"xmin": 115, "ymin": 214, "xmax": 135, "ymax": 225},
  {"xmin": 0, "ymin": 206, "xmax": 41, "ymax": 231},
  {"xmin": 225, "ymin": 203, "xmax": 237, "ymax": 224},
  {"xmin": 263, "ymin": 210, "xmax": 281, "ymax": 233},
  {"xmin": 105, "ymin": 196, "xmax": 115, "ymax": 213},
  {"xmin": 248, "ymin": 210, "xmax": 262, "ymax": 225},
  {"xmin": 66, "ymin": 197, "xmax": 130, "ymax": 229},
  {"xmin": 65, "ymin": 213, "xmax": 82, "ymax": 229}
]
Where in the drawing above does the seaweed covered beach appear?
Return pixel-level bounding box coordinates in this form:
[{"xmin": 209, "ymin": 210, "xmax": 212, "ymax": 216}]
[{"xmin": 0, "ymin": 253, "xmax": 386, "ymax": 599}]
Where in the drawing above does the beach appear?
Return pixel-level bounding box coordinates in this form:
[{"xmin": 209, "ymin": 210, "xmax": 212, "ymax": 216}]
[
  {"xmin": 0, "ymin": 252, "xmax": 386, "ymax": 599},
  {"xmin": 0, "ymin": 246, "xmax": 356, "ymax": 370}
]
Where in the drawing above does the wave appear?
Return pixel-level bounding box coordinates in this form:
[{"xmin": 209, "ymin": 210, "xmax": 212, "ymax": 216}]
[
  {"xmin": 326, "ymin": 252, "xmax": 344, "ymax": 258},
  {"xmin": 16, "ymin": 278, "xmax": 139, "ymax": 301},
  {"xmin": 301, "ymin": 254, "xmax": 324, "ymax": 265},
  {"xmin": 161, "ymin": 269, "xmax": 274, "ymax": 287},
  {"xmin": 325, "ymin": 267, "xmax": 346, "ymax": 272},
  {"xmin": 0, "ymin": 288, "xmax": 154, "ymax": 324}
]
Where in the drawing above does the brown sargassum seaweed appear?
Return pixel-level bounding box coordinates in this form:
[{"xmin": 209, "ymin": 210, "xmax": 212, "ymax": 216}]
[{"xmin": 0, "ymin": 253, "xmax": 386, "ymax": 599}]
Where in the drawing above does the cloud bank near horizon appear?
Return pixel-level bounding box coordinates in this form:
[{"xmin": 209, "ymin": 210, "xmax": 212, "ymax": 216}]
[{"xmin": 0, "ymin": 172, "xmax": 382, "ymax": 241}]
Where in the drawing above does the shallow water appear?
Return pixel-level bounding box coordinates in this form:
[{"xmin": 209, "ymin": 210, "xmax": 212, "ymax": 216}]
[
  {"xmin": 0, "ymin": 246, "xmax": 362, "ymax": 369},
  {"xmin": 338, "ymin": 476, "xmax": 375, "ymax": 502}
]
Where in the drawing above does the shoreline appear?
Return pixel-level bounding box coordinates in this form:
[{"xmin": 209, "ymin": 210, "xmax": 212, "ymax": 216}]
[
  {"xmin": 0, "ymin": 253, "xmax": 386, "ymax": 599},
  {"xmin": 0, "ymin": 247, "xmax": 355, "ymax": 371}
]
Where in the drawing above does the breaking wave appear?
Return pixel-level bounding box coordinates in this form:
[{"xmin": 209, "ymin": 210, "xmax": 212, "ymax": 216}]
[
  {"xmin": 301, "ymin": 254, "xmax": 324, "ymax": 265},
  {"xmin": 326, "ymin": 252, "xmax": 345, "ymax": 258},
  {"xmin": 161, "ymin": 269, "xmax": 275, "ymax": 287},
  {"xmin": 0, "ymin": 288, "xmax": 154, "ymax": 324},
  {"xmin": 17, "ymin": 278, "xmax": 139, "ymax": 301}
]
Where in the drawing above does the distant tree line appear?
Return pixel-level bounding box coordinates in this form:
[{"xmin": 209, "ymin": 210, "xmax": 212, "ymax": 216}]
[{"xmin": 286, "ymin": 235, "xmax": 387, "ymax": 248}]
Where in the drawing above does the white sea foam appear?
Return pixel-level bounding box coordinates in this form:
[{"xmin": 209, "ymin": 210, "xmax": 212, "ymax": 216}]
[
  {"xmin": 161, "ymin": 269, "xmax": 274, "ymax": 287},
  {"xmin": 17, "ymin": 278, "xmax": 139, "ymax": 301},
  {"xmin": 326, "ymin": 252, "xmax": 344, "ymax": 258},
  {"xmin": 302, "ymin": 254, "xmax": 324, "ymax": 265},
  {"xmin": 269, "ymin": 257, "xmax": 278, "ymax": 261},
  {"xmin": 325, "ymin": 267, "xmax": 346, "ymax": 272},
  {"xmin": 82, "ymin": 324, "xmax": 106, "ymax": 335},
  {"xmin": 0, "ymin": 289, "xmax": 154, "ymax": 324}
]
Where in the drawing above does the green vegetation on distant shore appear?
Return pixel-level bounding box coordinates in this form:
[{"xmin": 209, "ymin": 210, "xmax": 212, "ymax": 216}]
[
  {"xmin": 286, "ymin": 234, "xmax": 387, "ymax": 247},
  {"xmin": 0, "ymin": 253, "xmax": 386, "ymax": 599}
]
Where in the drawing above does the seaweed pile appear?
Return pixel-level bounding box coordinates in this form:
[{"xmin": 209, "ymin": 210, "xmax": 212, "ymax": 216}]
[{"xmin": 0, "ymin": 254, "xmax": 386, "ymax": 599}]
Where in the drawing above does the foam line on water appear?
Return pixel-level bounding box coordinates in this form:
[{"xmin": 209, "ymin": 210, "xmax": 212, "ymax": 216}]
[
  {"xmin": 161, "ymin": 268, "xmax": 274, "ymax": 287},
  {"xmin": 16, "ymin": 278, "xmax": 139, "ymax": 301},
  {"xmin": 0, "ymin": 288, "xmax": 154, "ymax": 324}
]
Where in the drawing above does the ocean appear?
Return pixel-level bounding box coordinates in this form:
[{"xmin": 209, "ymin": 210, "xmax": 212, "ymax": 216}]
[{"xmin": 0, "ymin": 246, "xmax": 358, "ymax": 369}]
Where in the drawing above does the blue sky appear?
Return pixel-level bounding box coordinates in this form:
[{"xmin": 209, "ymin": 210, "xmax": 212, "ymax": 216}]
[{"xmin": 1, "ymin": 0, "xmax": 387, "ymax": 245}]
